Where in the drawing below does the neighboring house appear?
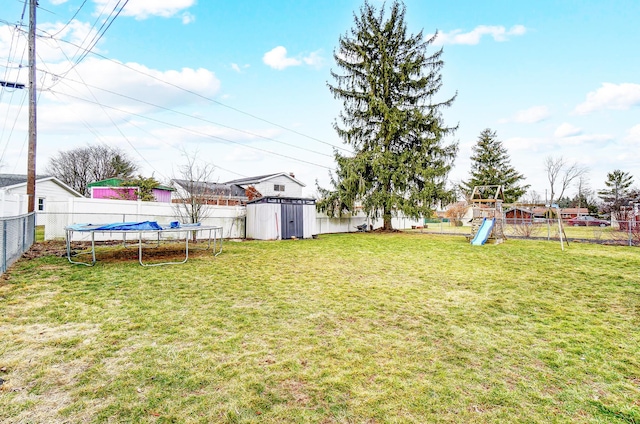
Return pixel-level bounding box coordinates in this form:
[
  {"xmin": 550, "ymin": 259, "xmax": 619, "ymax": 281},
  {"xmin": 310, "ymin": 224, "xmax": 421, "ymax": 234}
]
[
  {"xmin": 504, "ymin": 207, "xmax": 536, "ymax": 224},
  {"xmin": 171, "ymin": 173, "xmax": 307, "ymax": 206},
  {"xmin": 0, "ymin": 174, "xmax": 83, "ymax": 221},
  {"xmin": 504, "ymin": 206, "xmax": 588, "ymax": 223},
  {"xmin": 225, "ymin": 173, "xmax": 305, "ymax": 198},
  {"xmin": 171, "ymin": 180, "xmax": 247, "ymax": 206},
  {"xmin": 88, "ymin": 178, "xmax": 174, "ymax": 203},
  {"xmin": 558, "ymin": 208, "xmax": 589, "ymax": 220}
]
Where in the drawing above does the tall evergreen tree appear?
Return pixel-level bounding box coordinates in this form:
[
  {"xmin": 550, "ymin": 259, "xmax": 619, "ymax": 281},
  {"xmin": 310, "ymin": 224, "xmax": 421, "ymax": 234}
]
[
  {"xmin": 598, "ymin": 169, "xmax": 634, "ymax": 205},
  {"xmin": 461, "ymin": 128, "xmax": 528, "ymax": 203},
  {"xmin": 598, "ymin": 169, "xmax": 634, "ymax": 217},
  {"xmin": 317, "ymin": 1, "xmax": 458, "ymax": 230}
]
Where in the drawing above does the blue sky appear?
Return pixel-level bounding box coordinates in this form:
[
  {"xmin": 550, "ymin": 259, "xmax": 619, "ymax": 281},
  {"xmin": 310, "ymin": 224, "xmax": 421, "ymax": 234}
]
[{"xmin": 1, "ymin": 0, "xmax": 639, "ymax": 201}]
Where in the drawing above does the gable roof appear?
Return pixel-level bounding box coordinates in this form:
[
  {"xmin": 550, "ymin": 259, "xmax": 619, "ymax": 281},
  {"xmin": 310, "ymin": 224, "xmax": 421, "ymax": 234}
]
[
  {"xmin": 172, "ymin": 179, "xmax": 247, "ymax": 197},
  {"xmin": 224, "ymin": 172, "xmax": 306, "ymax": 187},
  {"xmin": 0, "ymin": 174, "xmax": 84, "ymax": 197}
]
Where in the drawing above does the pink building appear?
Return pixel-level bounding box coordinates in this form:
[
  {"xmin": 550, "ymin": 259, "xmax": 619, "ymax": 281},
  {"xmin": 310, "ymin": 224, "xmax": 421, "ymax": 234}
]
[{"xmin": 88, "ymin": 178, "xmax": 173, "ymax": 203}]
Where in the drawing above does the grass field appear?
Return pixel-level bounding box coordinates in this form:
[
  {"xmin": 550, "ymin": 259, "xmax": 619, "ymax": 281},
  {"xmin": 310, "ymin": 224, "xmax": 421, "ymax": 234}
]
[{"xmin": 1, "ymin": 233, "xmax": 639, "ymax": 423}]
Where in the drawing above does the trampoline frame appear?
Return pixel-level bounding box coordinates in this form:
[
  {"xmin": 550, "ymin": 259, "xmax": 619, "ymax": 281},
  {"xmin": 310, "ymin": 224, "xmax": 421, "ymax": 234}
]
[{"xmin": 65, "ymin": 224, "xmax": 223, "ymax": 267}]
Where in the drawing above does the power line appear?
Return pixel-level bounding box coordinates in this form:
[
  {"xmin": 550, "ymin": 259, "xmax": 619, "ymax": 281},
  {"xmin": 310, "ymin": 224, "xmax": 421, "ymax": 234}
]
[
  {"xmin": 42, "ymin": 70, "xmax": 333, "ymax": 158},
  {"xmin": 50, "ymin": 0, "xmax": 89, "ymax": 37},
  {"xmin": 121, "ymin": 116, "xmax": 248, "ymax": 179},
  {"xmin": 38, "ymin": 30, "xmax": 253, "ymax": 181},
  {"xmin": 68, "ymin": 0, "xmax": 128, "ymax": 69},
  {"xmin": 45, "ymin": 35, "xmax": 352, "ymax": 155},
  {"xmin": 48, "ymin": 89, "xmax": 335, "ymax": 171},
  {"xmin": 0, "ymin": 3, "xmax": 29, "ymax": 163}
]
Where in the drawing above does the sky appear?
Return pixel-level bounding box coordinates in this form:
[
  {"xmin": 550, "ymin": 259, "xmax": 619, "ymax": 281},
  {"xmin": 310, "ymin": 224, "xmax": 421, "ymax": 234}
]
[{"xmin": 0, "ymin": 0, "xmax": 639, "ymax": 201}]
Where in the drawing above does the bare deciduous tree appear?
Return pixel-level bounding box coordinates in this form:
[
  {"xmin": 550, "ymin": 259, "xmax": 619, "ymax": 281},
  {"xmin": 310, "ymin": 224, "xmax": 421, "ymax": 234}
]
[
  {"xmin": 171, "ymin": 150, "xmax": 216, "ymax": 225},
  {"xmin": 521, "ymin": 189, "xmax": 542, "ymax": 205},
  {"xmin": 544, "ymin": 156, "xmax": 587, "ymax": 206},
  {"xmin": 46, "ymin": 144, "xmax": 137, "ymax": 196}
]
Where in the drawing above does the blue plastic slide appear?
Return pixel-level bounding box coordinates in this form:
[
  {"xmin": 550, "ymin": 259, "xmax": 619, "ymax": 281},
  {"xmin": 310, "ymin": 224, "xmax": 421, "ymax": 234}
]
[{"xmin": 470, "ymin": 218, "xmax": 495, "ymax": 246}]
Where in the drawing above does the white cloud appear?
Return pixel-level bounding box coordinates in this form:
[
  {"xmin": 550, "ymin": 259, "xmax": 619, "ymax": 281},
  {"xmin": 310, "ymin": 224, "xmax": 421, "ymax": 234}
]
[
  {"xmin": 560, "ymin": 133, "xmax": 613, "ymax": 145},
  {"xmin": 623, "ymin": 124, "xmax": 640, "ymax": 144},
  {"xmin": 263, "ymin": 46, "xmax": 324, "ymax": 70},
  {"xmin": 263, "ymin": 46, "xmax": 302, "ymax": 70},
  {"xmin": 554, "ymin": 122, "xmax": 583, "ymax": 138},
  {"xmin": 574, "ymin": 83, "xmax": 640, "ymax": 114},
  {"xmin": 231, "ymin": 63, "xmax": 250, "ymax": 73},
  {"xmin": 37, "ymin": 58, "xmax": 220, "ymax": 131},
  {"xmin": 432, "ymin": 25, "xmax": 526, "ymax": 46},
  {"xmin": 0, "ymin": 20, "xmax": 101, "ymax": 68},
  {"xmin": 302, "ymin": 50, "xmax": 324, "ymax": 68},
  {"xmin": 503, "ymin": 106, "xmax": 550, "ymax": 124},
  {"xmin": 50, "ymin": 0, "xmax": 70, "ymax": 5},
  {"xmin": 93, "ymin": 0, "xmax": 196, "ymax": 20},
  {"xmin": 181, "ymin": 12, "xmax": 195, "ymax": 25},
  {"xmin": 503, "ymin": 136, "xmax": 553, "ymax": 151}
]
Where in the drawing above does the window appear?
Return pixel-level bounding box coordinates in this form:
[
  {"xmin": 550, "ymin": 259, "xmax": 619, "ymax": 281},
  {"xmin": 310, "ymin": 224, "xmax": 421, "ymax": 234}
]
[
  {"xmin": 274, "ymin": 184, "xmax": 285, "ymax": 192},
  {"xmin": 38, "ymin": 198, "xmax": 45, "ymax": 211}
]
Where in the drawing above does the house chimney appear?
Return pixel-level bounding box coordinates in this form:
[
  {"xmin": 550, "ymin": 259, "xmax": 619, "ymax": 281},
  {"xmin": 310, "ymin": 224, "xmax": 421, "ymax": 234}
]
[{"xmin": 289, "ymin": 172, "xmax": 295, "ymax": 179}]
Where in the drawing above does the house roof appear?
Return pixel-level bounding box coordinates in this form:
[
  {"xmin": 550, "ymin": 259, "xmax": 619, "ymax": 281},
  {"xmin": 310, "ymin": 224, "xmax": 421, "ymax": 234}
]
[
  {"xmin": 559, "ymin": 208, "xmax": 589, "ymax": 215},
  {"xmin": 224, "ymin": 172, "xmax": 306, "ymax": 187},
  {"xmin": 504, "ymin": 207, "xmax": 534, "ymax": 215},
  {"xmin": 172, "ymin": 179, "xmax": 247, "ymax": 197},
  {"xmin": 0, "ymin": 174, "xmax": 84, "ymax": 197},
  {"xmin": 0, "ymin": 174, "xmax": 49, "ymax": 188}
]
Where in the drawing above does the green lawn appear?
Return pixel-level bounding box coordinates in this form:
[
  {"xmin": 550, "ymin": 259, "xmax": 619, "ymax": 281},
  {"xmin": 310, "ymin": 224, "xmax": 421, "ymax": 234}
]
[
  {"xmin": 35, "ymin": 225, "xmax": 45, "ymax": 242},
  {"xmin": 1, "ymin": 233, "xmax": 639, "ymax": 423}
]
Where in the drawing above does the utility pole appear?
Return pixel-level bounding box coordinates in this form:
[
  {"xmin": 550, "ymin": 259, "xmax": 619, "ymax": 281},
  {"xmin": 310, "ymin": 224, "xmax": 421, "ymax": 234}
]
[{"xmin": 27, "ymin": 0, "xmax": 37, "ymax": 213}]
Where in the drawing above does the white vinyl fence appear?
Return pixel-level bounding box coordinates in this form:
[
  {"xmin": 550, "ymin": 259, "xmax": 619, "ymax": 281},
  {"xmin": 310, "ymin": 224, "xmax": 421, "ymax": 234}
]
[
  {"xmin": 40, "ymin": 197, "xmax": 246, "ymax": 241},
  {"xmin": 35, "ymin": 196, "xmax": 425, "ymax": 241}
]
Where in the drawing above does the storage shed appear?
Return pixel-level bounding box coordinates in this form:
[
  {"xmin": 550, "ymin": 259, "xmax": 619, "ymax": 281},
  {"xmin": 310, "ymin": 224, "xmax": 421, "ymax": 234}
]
[{"xmin": 246, "ymin": 197, "xmax": 316, "ymax": 240}]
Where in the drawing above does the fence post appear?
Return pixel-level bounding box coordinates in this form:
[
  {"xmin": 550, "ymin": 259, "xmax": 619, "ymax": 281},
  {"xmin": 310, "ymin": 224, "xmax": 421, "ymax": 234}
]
[
  {"xmin": 22, "ymin": 215, "xmax": 26, "ymax": 251},
  {"xmin": 629, "ymin": 219, "xmax": 632, "ymax": 247},
  {"xmin": 2, "ymin": 220, "xmax": 6, "ymax": 273}
]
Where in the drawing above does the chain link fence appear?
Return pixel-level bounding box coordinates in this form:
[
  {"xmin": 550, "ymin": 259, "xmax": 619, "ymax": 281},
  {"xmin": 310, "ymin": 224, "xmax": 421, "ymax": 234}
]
[
  {"xmin": 1, "ymin": 213, "xmax": 35, "ymax": 274},
  {"xmin": 416, "ymin": 218, "xmax": 640, "ymax": 246}
]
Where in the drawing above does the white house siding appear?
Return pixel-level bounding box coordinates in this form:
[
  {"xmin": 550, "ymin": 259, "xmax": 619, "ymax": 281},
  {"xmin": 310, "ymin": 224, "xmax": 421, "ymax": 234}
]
[
  {"xmin": 3, "ymin": 179, "xmax": 82, "ymax": 224},
  {"xmin": 254, "ymin": 175, "xmax": 303, "ymax": 198}
]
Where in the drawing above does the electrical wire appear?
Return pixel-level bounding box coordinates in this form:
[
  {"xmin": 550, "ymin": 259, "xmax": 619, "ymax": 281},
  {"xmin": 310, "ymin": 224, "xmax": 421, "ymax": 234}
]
[
  {"xmin": 50, "ymin": 0, "xmax": 89, "ymax": 37},
  {"xmin": 48, "ymin": 88, "xmax": 335, "ymax": 171},
  {"xmin": 69, "ymin": 0, "xmax": 128, "ymax": 69},
  {"xmin": 40, "ymin": 33, "xmax": 251, "ymax": 181},
  {"xmin": 43, "ymin": 70, "xmax": 333, "ymax": 158},
  {"xmin": 46, "ymin": 36, "xmax": 352, "ymax": 155},
  {"xmin": 0, "ymin": 3, "xmax": 29, "ymax": 163}
]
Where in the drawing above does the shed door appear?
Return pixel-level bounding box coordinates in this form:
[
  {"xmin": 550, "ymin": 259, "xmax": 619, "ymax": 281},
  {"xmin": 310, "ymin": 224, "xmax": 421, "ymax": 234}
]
[{"xmin": 281, "ymin": 204, "xmax": 304, "ymax": 239}]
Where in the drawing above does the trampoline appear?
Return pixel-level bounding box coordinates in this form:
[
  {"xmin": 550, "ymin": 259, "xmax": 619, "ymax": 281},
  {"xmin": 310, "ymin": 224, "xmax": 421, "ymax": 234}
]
[{"xmin": 65, "ymin": 221, "xmax": 223, "ymax": 267}]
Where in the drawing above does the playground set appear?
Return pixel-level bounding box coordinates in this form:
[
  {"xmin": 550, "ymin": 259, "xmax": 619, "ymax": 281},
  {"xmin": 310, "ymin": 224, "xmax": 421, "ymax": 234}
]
[
  {"xmin": 467, "ymin": 185, "xmax": 567, "ymax": 249},
  {"xmin": 468, "ymin": 185, "xmax": 506, "ymax": 246}
]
